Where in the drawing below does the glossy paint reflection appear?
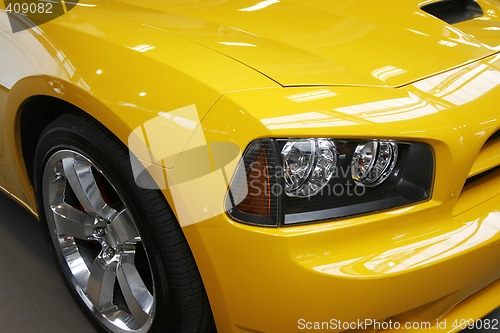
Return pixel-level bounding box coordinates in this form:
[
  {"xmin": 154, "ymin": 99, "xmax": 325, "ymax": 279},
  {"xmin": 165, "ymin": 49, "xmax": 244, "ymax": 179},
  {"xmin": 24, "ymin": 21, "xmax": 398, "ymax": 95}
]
[
  {"xmin": 0, "ymin": 12, "xmax": 59, "ymax": 89},
  {"xmin": 106, "ymin": 0, "xmax": 500, "ymax": 86},
  {"xmin": 314, "ymin": 212, "xmax": 500, "ymax": 277},
  {"xmin": 264, "ymin": 51, "xmax": 500, "ymax": 129}
]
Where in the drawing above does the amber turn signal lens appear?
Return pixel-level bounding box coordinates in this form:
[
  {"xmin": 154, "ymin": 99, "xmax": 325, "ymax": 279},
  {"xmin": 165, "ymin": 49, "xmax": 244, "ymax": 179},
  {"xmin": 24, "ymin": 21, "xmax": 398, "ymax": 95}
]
[{"xmin": 235, "ymin": 147, "xmax": 271, "ymax": 216}]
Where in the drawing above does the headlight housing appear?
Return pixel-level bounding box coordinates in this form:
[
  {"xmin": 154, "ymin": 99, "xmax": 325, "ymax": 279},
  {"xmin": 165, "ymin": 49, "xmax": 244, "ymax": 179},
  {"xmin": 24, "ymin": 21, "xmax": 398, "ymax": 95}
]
[{"xmin": 227, "ymin": 138, "xmax": 434, "ymax": 226}]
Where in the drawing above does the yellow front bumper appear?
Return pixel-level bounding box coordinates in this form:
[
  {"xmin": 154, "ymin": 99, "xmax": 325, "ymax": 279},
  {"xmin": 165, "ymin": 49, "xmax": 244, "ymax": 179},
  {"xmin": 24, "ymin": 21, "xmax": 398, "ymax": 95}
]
[{"xmin": 183, "ymin": 180, "xmax": 499, "ymax": 332}]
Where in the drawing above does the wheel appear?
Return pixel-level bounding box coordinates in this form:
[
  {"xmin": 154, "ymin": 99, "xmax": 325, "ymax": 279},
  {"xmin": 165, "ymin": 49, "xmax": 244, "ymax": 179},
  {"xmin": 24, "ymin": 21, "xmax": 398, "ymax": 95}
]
[{"xmin": 33, "ymin": 113, "xmax": 215, "ymax": 333}]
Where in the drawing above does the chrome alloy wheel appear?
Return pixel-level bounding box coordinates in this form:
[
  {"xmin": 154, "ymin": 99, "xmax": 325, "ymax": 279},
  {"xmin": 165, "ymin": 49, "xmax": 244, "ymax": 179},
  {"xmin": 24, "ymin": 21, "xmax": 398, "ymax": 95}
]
[{"xmin": 42, "ymin": 149, "xmax": 155, "ymax": 333}]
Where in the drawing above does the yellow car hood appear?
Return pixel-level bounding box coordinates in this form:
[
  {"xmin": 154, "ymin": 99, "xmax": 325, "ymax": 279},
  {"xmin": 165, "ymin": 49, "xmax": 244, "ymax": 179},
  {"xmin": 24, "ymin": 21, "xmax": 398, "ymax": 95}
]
[{"xmin": 109, "ymin": 0, "xmax": 500, "ymax": 87}]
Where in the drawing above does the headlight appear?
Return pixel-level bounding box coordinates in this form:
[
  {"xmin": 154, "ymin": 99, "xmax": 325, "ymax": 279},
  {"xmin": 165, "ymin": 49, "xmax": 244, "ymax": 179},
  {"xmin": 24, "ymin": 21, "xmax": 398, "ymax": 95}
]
[
  {"xmin": 227, "ymin": 138, "xmax": 434, "ymax": 226},
  {"xmin": 351, "ymin": 141, "xmax": 398, "ymax": 187},
  {"xmin": 282, "ymin": 139, "xmax": 337, "ymax": 197}
]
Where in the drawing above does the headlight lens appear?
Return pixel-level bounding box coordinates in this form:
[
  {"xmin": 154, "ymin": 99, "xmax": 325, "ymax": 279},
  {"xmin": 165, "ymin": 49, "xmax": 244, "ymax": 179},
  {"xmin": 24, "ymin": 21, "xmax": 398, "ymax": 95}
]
[
  {"xmin": 227, "ymin": 138, "xmax": 433, "ymax": 226},
  {"xmin": 351, "ymin": 141, "xmax": 398, "ymax": 187},
  {"xmin": 282, "ymin": 139, "xmax": 337, "ymax": 197}
]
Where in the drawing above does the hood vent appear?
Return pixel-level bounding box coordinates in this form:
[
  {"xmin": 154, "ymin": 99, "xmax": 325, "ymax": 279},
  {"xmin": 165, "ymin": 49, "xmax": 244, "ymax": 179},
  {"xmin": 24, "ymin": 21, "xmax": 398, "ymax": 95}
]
[{"xmin": 421, "ymin": 0, "xmax": 483, "ymax": 24}]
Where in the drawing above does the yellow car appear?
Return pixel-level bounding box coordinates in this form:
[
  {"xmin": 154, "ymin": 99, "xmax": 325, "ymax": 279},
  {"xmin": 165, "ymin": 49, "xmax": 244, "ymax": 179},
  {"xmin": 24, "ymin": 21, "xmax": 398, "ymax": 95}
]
[{"xmin": 0, "ymin": 0, "xmax": 499, "ymax": 332}]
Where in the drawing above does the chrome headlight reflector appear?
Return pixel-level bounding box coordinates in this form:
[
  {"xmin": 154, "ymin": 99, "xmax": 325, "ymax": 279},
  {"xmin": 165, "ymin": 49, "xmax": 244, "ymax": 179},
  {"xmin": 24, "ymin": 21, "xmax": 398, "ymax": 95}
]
[
  {"xmin": 282, "ymin": 139, "xmax": 337, "ymax": 197},
  {"xmin": 351, "ymin": 141, "xmax": 398, "ymax": 187},
  {"xmin": 227, "ymin": 138, "xmax": 433, "ymax": 226}
]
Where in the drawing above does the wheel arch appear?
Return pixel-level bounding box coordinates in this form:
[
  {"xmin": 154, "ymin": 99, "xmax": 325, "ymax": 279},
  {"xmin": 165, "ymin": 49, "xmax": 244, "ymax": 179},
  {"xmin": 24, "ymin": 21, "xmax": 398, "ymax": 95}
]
[
  {"xmin": 20, "ymin": 95, "xmax": 76, "ymax": 183},
  {"xmin": 4, "ymin": 75, "xmax": 138, "ymax": 211}
]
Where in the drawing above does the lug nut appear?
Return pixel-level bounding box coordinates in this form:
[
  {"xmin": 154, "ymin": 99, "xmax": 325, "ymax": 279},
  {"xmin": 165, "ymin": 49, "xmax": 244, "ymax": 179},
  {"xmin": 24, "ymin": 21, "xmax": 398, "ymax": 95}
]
[
  {"xmin": 92, "ymin": 227, "xmax": 106, "ymax": 238},
  {"xmin": 103, "ymin": 247, "xmax": 116, "ymax": 260},
  {"xmin": 54, "ymin": 174, "xmax": 65, "ymax": 183}
]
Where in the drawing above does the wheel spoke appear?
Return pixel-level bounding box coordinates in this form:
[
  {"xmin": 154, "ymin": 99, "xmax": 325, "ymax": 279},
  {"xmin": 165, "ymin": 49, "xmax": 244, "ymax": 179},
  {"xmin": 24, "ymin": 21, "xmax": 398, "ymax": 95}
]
[
  {"xmin": 110, "ymin": 209, "xmax": 140, "ymax": 244},
  {"xmin": 62, "ymin": 156, "xmax": 116, "ymax": 219},
  {"xmin": 116, "ymin": 253, "xmax": 153, "ymax": 323},
  {"xmin": 51, "ymin": 203, "xmax": 96, "ymax": 239},
  {"xmin": 62, "ymin": 244, "xmax": 91, "ymax": 287},
  {"xmin": 86, "ymin": 256, "xmax": 118, "ymax": 310}
]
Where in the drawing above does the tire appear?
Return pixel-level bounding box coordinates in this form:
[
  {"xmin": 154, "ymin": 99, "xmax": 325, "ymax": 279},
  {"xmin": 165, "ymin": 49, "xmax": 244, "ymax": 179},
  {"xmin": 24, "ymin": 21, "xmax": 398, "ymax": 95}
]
[{"xmin": 33, "ymin": 112, "xmax": 215, "ymax": 333}]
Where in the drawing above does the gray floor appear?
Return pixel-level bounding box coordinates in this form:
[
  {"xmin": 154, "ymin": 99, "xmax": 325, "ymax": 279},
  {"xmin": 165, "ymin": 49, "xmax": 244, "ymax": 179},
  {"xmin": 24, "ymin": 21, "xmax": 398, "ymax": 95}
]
[
  {"xmin": 0, "ymin": 192, "xmax": 498, "ymax": 332},
  {"xmin": 0, "ymin": 192, "xmax": 94, "ymax": 332}
]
